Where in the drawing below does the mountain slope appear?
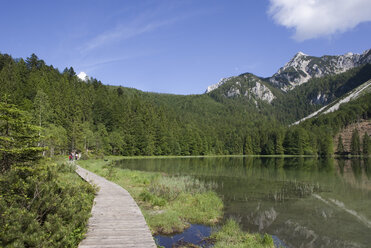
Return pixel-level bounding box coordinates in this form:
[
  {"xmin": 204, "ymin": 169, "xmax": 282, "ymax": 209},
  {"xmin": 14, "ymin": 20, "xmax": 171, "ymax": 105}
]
[
  {"xmin": 0, "ymin": 51, "xmax": 369, "ymax": 157},
  {"xmin": 206, "ymin": 73, "xmax": 282, "ymax": 105},
  {"xmin": 293, "ymin": 79, "xmax": 371, "ymax": 125},
  {"xmin": 269, "ymin": 49, "xmax": 371, "ymax": 91},
  {"xmin": 270, "ymin": 64, "xmax": 371, "ymax": 123},
  {"xmin": 206, "ymin": 49, "xmax": 370, "ymax": 95},
  {"xmin": 205, "ymin": 48, "xmax": 370, "ymax": 118}
]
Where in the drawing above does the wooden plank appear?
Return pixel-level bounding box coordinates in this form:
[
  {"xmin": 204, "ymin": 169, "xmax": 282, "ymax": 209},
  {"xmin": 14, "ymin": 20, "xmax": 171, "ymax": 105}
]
[{"xmin": 75, "ymin": 165, "xmax": 156, "ymax": 248}]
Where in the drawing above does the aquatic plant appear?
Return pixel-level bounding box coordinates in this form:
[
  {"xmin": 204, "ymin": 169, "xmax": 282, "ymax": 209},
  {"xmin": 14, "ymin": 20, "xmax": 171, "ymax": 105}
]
[
  {"xmin": 149, "ymin": 176, "xmax": 217, "ymax": 200},
  {"xmin": 210, "ymin": 219, "xmax": 274, "ymax": 248},
  {"xmin": 269, "ymin": 180, "xmax": 322, "ymax": 202}
]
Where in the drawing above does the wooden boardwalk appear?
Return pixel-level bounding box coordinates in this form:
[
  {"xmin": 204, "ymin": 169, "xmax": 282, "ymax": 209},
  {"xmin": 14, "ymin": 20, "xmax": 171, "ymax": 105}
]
[{"xmin": 75, "ymin": 165, "xmax": 156, "ymax": 248}]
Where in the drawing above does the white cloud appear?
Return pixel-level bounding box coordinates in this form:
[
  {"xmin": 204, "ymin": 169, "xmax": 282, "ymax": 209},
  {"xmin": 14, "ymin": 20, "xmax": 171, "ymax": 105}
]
[
  {"xmin": 268, "ymin": 0, "xmax": 371, "ymax": 41},
  {"xmin": 82, "ymin": 20, "xmax": 171, "ymax": 53}
]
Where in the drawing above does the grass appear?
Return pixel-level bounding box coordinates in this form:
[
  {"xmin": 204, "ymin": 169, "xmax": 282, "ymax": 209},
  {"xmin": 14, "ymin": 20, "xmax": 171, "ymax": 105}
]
[
  {"xmin": 77, "ymin": 156, "xmax": 276, "ymax": 247},
  {"xmin": 211, "ymin": 219, "xmax": 274, "ymax": 248},
  {"xmin": 77, "ymin": 157, "xmax": 223, "ymax": 235}
]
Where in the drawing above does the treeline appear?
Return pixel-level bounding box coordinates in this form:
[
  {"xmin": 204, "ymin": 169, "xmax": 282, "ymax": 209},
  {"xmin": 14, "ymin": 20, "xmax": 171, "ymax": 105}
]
[
  {"xmin": 0, "ymin": 52, "xmax": 369, "ymax": 157},
  {"xmin": 0, "ymin": 53, "xmax": 279, "ymax": 156}
]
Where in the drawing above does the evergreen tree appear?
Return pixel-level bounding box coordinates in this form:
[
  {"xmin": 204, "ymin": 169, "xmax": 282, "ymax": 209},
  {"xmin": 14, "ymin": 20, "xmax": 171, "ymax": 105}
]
[
  {"xmin": 350, "ymin": 129, "xmax": 361, "ymax": 155},
  {"xmin": 43, "ymin": 124, "xmax": 67, "ymax": 156},
  {"xmin": 363, "ymin": 132, "xmax": 370, "ymax": 156},
  {"xmin": 0, "ymin": 100, "xmax": 43, "ymax": 172},
  {"xmin": 26, "ymin": 53, "xmax": 43, "ymax": 70},
  {"xmin": 274, "ymin": 132, "xmax": 284, "ymax": 155},
  {"xmin": 0, "ymin": 52, "xmax": 369, "ymax": 158},
  {"xmin": 337, "ymin": 135, "xmax": 345, "ymax": 155},
  {"xmin": 319, "ymin": 133, "xmax": 334, "ymax": 156},
  {"xmin": 243, "ymin": 135, "xmax": 253, "ymax": 155}
]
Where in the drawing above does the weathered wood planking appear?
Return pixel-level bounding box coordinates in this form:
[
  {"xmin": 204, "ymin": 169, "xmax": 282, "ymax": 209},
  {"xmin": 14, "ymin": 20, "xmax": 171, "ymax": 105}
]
[{"xmin": 76, "ymin": 165, "xmax": 156, "ymax": 248}]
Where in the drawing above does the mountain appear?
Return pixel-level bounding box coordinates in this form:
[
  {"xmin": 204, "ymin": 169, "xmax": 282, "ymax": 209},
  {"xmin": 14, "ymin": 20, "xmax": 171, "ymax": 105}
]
[
  {"xmin": 0, "ymin": 51, "xmax": 369, "ymax": 157},
  {"xmin": 271, "ymin": 64, "xmax": 371, "ymax": 123},
  {"xmin": 269, "ymin": 49, "xmax": 371, "ymax": 91},
  {"xmin": 205, "ymin": 49, "xmax": 371, "ymax": 125},
  {"xmin": 206, "ymin": 48, "xmax": 371, "ymax": 98},
  {"xmin": 206, "ymin": 73, "xmax": 278, "ymax": 104}
]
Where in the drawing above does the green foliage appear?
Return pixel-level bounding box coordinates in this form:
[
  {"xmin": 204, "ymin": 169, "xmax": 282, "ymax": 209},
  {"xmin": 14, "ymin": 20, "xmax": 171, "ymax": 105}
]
[
  {"xmin": 139, "ymin": 190, "xmax": 167, "ymax": 207},
  {"xmin": 351, "ymin": 129, "xmax": 361, "ymax": 155},
  {"xmin": 271, "ymin": 64, "xmax": 371, "ymax": 123},
  {"xmin": 283, "ymin": 127, "xmax": 316, "ymax": 155},
  {"xmin": 0, "ymin": 52, "xmax": 369, "ymax": 157},
  {"xmin": 0, "ymin": 100, "xmax": 43, "ymax": 172},
  {"xmin": 0, "ymin": 162, "xmax": 95, "ymax": 247},
  {"xmin": 211, "ymin": 219, "xmax": 274, "ymax": 248},
  {"xmin": 337, "ymin": 135, "xmax": 345, "ymax": 154},
  {"xmin": 78, "ymin": 158, "xmax": 223, "ymax": 235},
  {"xmin": 0, "ymin": 52, "xmax": 280, "ymax": 156},
  {"xmin": 362, "ymin": 132, "xmax": 370, "ymax": 156},
  {"xmin": 145, "ymin": 210, "xmax": 187, "ymax": 235},
  {"xmin": 44, "ymin": 124, "xmax": 68, "ymax": 156},
  {"xmin": 149, "ymin": 176, "xmax": 216, "ymax": 201},
  {"xmin": 171, "ymin": 192, "xmax": 223, "ymax": 225}
]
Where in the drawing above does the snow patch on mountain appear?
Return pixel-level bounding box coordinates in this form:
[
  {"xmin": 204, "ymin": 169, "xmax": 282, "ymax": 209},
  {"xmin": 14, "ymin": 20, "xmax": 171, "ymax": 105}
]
[{"xmin": 77, "ymin": 72, "xmax": 89, "ymax": 81}]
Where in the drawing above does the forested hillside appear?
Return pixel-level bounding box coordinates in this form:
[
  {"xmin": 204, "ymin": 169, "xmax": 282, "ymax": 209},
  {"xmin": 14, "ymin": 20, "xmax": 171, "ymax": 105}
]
[
  {"xmin": 271, "ymin": 64, "xmax": 371, "ymax": 123},
  {"xmin": 0, "ymin": 52, "xmax": 370, "ymax": 156},
  {"xmin": 206, "ymin": 64, "xmax": 371, "ymax": 124}
]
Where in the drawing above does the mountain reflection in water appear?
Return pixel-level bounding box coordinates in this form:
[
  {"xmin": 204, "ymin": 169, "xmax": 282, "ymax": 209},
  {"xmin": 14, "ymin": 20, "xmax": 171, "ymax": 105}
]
[{"xmin": 116, "ymin": 157, "xmax": 371, "ymax": 248}]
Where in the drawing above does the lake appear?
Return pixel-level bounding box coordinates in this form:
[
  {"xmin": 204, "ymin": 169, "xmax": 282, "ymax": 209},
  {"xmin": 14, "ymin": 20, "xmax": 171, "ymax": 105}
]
[{"xmin": 115, "ymin": 157, "xmax": 371, "ymax": 248}]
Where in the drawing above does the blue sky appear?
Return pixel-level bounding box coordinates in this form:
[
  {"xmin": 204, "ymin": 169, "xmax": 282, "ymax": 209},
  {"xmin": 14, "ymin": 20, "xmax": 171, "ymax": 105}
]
[{"xmin": 1, "ymin": 0, "xmax": 370, "ymax": 94}]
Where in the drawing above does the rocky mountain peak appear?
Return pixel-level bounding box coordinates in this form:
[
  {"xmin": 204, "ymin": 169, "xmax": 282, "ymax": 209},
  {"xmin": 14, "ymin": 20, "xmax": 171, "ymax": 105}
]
[
  {"xmin": 269, "ymin": 48, "xmax": 371, "ymax": 91},
  {"xmin": 295, "ymin": 51, "xmax": 307, "ymax": 58},
  {"xmin": 205, "ymin": 73, "xmax": 275, "ymax": 104},
  {"xmin": 205, "ymin": 76, "xmax": 236, "ymax": 93}
]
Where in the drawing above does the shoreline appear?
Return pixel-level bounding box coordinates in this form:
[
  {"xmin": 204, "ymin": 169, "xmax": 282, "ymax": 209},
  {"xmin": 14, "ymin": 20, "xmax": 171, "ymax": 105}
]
[{"xmin": 77, "ymin": 157, "xmax": 275, "ymax": 247}]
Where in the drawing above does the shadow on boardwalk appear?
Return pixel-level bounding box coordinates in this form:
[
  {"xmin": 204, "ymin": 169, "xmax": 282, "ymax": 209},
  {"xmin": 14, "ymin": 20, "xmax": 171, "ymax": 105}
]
[{"xmin": 75, "ymin": 165, "xmax": 156, "ymax": 248}]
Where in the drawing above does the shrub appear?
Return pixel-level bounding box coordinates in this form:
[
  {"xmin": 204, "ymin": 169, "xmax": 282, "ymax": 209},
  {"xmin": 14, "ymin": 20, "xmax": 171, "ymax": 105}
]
[
  {"xmin": 0, "ymin": 162, "xmax": 95, "ymax": 247},
  {"xmin": 139, "ymin": 190, "xmax": 167, "ymax": 207},
  {"xmin": 211, "ymin": 219, "xmax": 274, "ymax": 248}
]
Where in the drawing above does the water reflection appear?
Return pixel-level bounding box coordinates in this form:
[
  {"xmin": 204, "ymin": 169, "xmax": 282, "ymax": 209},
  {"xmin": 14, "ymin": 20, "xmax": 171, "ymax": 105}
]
[{"xmin": 116, "ymin": 157, "xmax": 371, "ymax": 248}]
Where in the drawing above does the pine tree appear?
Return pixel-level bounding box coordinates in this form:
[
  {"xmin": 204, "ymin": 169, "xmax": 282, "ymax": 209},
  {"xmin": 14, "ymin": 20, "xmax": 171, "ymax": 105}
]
[
  {"xmin": 0, "ymin": 100, "xmax": 43, "ymax": 172},
  {"xmin": 363, "ymin": 132, "xmax": 370, "ymax": 156},
  {"xmin": 350, "ymin": 129, "xmax": 361, "ymax": 155},
  {"xmin": 274, "ymin": 132, "xmax": 284, "ymax": 155},
  {"xmin": 43, "ymin": 124, "xmax": 67, "ymax": 156},
  {"xmin": 337, "ymin": 135, "xmax": 345, "ymax": 155}
]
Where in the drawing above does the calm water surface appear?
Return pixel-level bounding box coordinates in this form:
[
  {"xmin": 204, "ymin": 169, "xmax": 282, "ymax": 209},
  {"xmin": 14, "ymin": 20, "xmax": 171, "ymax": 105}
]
[{"xmin": 116, "ymin": 157, "xmax": 371, "ymax": 248}]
